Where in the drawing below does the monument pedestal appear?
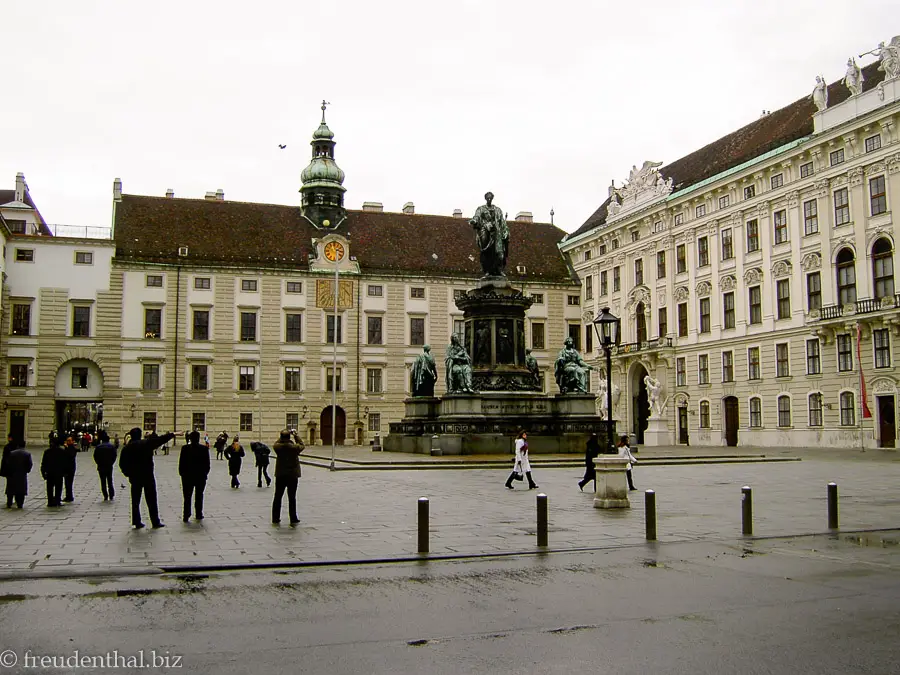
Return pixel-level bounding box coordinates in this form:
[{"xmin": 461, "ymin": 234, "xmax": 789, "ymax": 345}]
[
  {"xmin": 593, "ymin": 457, "xmax": 631, "ymax": 509},
  {"xmin": 642, "ymin": 417, "xmax": 669, "ymax": 446}
]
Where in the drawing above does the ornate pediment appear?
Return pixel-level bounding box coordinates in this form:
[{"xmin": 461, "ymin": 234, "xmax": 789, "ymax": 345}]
[
  {"xmin": 695, "ymin": 281, "xmax": 712, "ymax": 298},
  {"xmin": 772, "ymin": 260, "xmax": 793, "ymax": 279},
  {"xmin": 720, "ymin": 275, "xmax": 737, "ymax": 291},
  {"xmin": 801, "ymin": 252, "xmax": 822, "ymax": 271},
  {"xmin": 674, "ymin": 286, "xmax": 690, "ymax": 302},
  {"xmin": 743, "ymin": 267, "xmax": 763, "ymax": 285},
  {"xmin": 606, "ymin": 160, "xmax": 673, "ymax": 223}
]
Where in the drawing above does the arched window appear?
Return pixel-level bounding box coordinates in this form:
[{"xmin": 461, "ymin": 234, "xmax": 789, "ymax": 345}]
[
  {"xmin": 808, "ymin": 393, "xmax": 823, "ymax": 427},
  {"xmin": 749, "ymin": 397, "xmax": 762, "ymax": 428},
  {"xmin": 699, "ymin": 400, "xmax": 710, "ymax": 428},
  {"xmin": 872, "ymin": 238, "xmax": 894, "ymax": 299},
  {"xmin": 635, "ymin": 302, "xmax": 647, "ymax": 344},
  {"xmin": 836, "ymin": 248, "xmax": 857, "ymax": 305},
  {"xmin": 777, "ymin": 395, "xmax": 791, "ymax": 427},
  {"xmin": 840, "ymin": 391, "xmax": 856, "ymax": 426}
]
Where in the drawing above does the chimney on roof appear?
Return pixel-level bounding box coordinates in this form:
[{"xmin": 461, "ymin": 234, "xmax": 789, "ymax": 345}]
[
  {"xmin": 362, "ymin": 201, "xmax": 383, "ymax": 212},
  {"xmin": 165, "ymin": 189, "xmax": 175, "ymax": 199},
  {"xmin": 515, "ymin": 211, "xmax": 533, "ymax": 223},
  {"xmin": 215, "ymin": 189, "xmax": 225, "ymax": 201},
  {"xmin": 205, "ymin": 191, "xmax": 217, "ymax": 201},
  {"xmin": 113, "ymin": 177, "xmax": 122, "ymax": 202},
  {"xmin": 452, "ymin": 209, "xmax": 463, "ymax": 218},
  {"xmin": 402, "ymin": 202, "xmax": 415, "ymax": 215},
  {"xmin": 14, "ymin": 172, "xmax": 27, "ymax": 203}
]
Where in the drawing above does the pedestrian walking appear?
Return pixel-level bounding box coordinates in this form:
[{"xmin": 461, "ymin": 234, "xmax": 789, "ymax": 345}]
[
  {"xmin": 61, "ymin": 436, "xmax": 78, "ymax": 502},
  {"xmin": 202, "ymin": 432, "xmax": 210, "ymax": 449},
  {"xmin": 617, "ymin": 435, "xmax": 638, "ymax": 491},
  {"xmin": 81, "ymin": 431, "xmax": 92, "ymax": 453},
  {"xmin": 3, "ymin": 446, "xmax": 33, "ymax": 508},
  {"xmin": 272, "ymin": 429, "xmax": 305, "ymax": 525},
  {"xmin": 505, "ymin": 430, "xmax": 538, "ymax": 490},
  {"xmin": 224, "ymin": 437, "xmax": 245, "ymax": 488},
  {"xmin": 178, "ymin": 430, "xmax": 210, "ymax": 522},
  {"xmin": 41, "ymin": 434, "xmax": 65, "ymax": 507},
  {"xmin": 251, "ymin": 441, "xmax": 272, "ymax": 487},
  {"xmin": 119, "ymin": 427, "xmax": 179, "ymax": 529},
  {"xmin": 214, "ymin": 431, "xmax": 228, "ymax": 461},
  {"xmin": 93, "ymin": 430, "xmax": 118, "ymax": 501},
  {"xmin": 578, "ymin": 432, "xmax": 602, "ymax": 492}
]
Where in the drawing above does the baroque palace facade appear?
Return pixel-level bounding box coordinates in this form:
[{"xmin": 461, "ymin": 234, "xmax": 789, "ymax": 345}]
[
  {"xmin": 0, "ymin": 113, "xmax": 581, "ymax": 446},
  {"xmin": 561, "ymin": 40, "xmax": 900, "ymax": 448}
]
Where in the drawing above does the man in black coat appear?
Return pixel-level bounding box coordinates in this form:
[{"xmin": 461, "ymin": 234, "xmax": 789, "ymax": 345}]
[
  {"xmin": 251, "ymin": 441, "xmax": 272, "ymax": 488},
  {"xmin": 214, "ymin": 431, "xmax": 228, "ymax": 461},
  {"xmin": 178, "ymin": 430, "xmax": 210, "ymax": 522},
  {"xmin": 578, "ymin": 433, "xmax": 602, "ymax": 492},
  {"xmin": 119, "ymin": 427, "xmax": 178, "ymax": 529},
  {"xmin": 272, "ymin": 429, "xmax": 305, "ymax": 525},
  {"xmin": 41, "ymin": 435, "xmax": 65, "ymax": 507},
  {"xmin": 4, "ymin": 446, "xmax": 33, "ymax": 508},
  {"xmin": 224, "ymin": 437, "xmax": 245, "ymax": 488},
  {"xmin": 60, "ymin": 436, "xmax": 78, "ymax": 502},
  {"xmin": 93, "ymin": 430, "xmax": 118, "ymax": 501}
]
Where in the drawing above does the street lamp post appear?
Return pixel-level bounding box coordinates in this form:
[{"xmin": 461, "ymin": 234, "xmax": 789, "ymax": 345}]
[{"xmin": 592, "ymin": 307, "xmax": 620, "ymax": 455}]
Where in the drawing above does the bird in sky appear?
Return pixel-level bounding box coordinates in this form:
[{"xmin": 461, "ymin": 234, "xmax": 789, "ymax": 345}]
[{"xmin": 278, "ymin": 144, "xmax": 287, "ymax": 149}]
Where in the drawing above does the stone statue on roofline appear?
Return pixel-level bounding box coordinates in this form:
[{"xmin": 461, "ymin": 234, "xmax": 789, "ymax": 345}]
[
  {"xmin": 811, "ymin": 75, "xmax": 828, "ymax": 112},
  {"xmin": 843, "ymin": 57, "xmax": 864, "ymax": 96},
  {"xmin": 469, "ymin": 192, "xmax": 509, "ymax": 278},
  {"xmin": 864, "ymin": 37, "xmax": 900, "ymax": 81}
]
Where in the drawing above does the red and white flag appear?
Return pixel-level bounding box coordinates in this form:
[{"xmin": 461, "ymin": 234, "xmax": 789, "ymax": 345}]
[{"xmin": 857, "ymin": 323, "xmax": 872, "ymax": 419}]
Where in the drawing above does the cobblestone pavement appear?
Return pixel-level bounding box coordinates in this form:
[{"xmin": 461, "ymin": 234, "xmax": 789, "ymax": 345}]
[{"xmin": 0, "ymin": 446, "xmax": 898, "ymax": 577}]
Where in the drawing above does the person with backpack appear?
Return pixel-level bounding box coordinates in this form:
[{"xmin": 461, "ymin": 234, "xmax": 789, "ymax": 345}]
[
  {"xmin": 178, "ymin": 430, "xmax": 211, "ymax": 522},
  {"xmin": 224, "ymin": 437, "xmax": 245, "ymax": 488},
  {"xmin": 119, "ymin": 427, "xmax": 179, "ymax": 529},
  {"xmin": 251, "ymin": 441, "xmax": 272, "ymax": 488},
  {"xmin": 93, "ymin": 430, "xmax": 118, "ymax": 501}
]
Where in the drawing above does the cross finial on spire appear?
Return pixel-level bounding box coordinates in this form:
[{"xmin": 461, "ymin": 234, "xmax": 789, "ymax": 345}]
[{"xmin": 321, "ymin": 100, "xmax": 330, "ymax": 123}]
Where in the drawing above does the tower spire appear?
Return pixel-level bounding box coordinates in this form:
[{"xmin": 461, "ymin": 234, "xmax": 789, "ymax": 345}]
[
  {"xmin": 300, "ymin": 103, "xmax": 346, "ymax": 228},
  {"xmin": 321, "ymin": 99, "xmax": 330, "ymax": 123}
]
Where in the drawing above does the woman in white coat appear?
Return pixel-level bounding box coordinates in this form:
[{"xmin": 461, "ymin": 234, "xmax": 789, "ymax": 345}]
[
  {"xmin": 617, "ymin": 435, "xmax": 637, "ymax": 491},
  {"xmin": 505, "ymin": 430, "xmax": 539, "ymax": 490}
]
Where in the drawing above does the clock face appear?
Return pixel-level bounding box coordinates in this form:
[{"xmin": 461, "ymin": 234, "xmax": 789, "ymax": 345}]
[{"xmin": 324, "ymin": 241, "xmax": 345, "ymax": 262}]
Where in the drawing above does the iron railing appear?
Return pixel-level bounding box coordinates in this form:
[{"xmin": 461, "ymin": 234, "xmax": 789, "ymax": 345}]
[{"xmin": 812, "ymin": 294, "xmax": 900, "ymax": 320}]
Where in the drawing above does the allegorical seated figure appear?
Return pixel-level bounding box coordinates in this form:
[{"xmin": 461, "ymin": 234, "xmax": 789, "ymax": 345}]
[
  {"xmin": 410, "ymin": 345, "xmax": 438, "ymax": 397},
  {"xmin": 445, "ymin": 334, "xmax": 476, "ymax": 394},
  {"xmin": 554, "ymin": 337, "xmax": 593, "ymax": 394}
]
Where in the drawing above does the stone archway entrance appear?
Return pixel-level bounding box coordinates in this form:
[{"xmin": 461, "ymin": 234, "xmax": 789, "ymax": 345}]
[
  {"xmin": 55, "ymin": 358, "xmax": 104, "ymax": 435},
  {"xmin": 320, "ymin": 406, "xmax": 346, "ymax": 445},
  {"xmin": 630, "ymin": 363, "xmax": 650, "ymax": 444}
]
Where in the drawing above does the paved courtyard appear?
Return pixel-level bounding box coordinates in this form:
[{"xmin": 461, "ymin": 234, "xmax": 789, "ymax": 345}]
[{"xmin": 0, "ymin": 446, "xmax": 898, "ymax": 577}]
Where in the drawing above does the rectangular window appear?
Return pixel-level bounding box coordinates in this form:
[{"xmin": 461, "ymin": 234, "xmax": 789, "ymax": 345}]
[
  {"xmin": 567, "ymin": 294, "xmax": 581, "ymax": 306},
  {"xmin": 721, "ymin": 228, "xmax": 733, "ymax": 260},
  {"xmin": 776, "ymin": 279, "xmax": 791, "ymax": 320},
  {"xmin": 744, "ymin": 185, "xmax": 756, "ymax": 200},
  {"xmin": 9, "ymin": 364, "xmax": 27, "ymax": 387},
  {"xmin": 722, "ymin": 351, "xmax": 734, "ymax": 382},
  {"xmin": 676, "ymin": 244, "xmax": 686, "ymax": 274},
  {"xmin": 368, "ymin": 285, "xmax": 383, "ymax": 297},
  {"xmin": 677, "ymin": 302, "xmax": 688, "ymax": 338},
  {"xmin": 72, "ymin": 306, "xmax": 91, "ymax": 337},
  {"xmin": 657, "ymin": 251, "xmax": 666, "ymax": 279},
  {"xmin": 723, "ymin": 292, "xmax": 735, "ymax": 329},
  {"xmin": 191, "ymin": 364, "xmax": 208, "ymax": 391},
  {"xmin": 676, "ymin": 357, "xmax": 686, "ymax": 386},
  {"xmin": 367, "ymin": 316, "xmax": 383, "ymax": 345},
  {"xmin": 695, "ymin": 204, "xmax": 706, "ymax": 218},
  {"xmin": 239, "ymin": 311, "xmax": 257, "ymax": 342},
  {"xmin": 748, "ymin": 286, "xmax": 762, "ymax": 325},
  {"xmin": 778, "ymin": 396, "xmax": 792, "ymax": 427},
  {"xmin": 770, "ymin": 173, "xmax": 784, "ymax": 189},
  {"xmin": 585, "ymin": 326, "xmax": 593, "ymax": 354},
  {"xmin": 568, "ymin": 323, "xmax": 581, "ymax": 351},
  {"xmin": 697, "ymin": 236, "xmax": 709, "ymax": 267},
  {"xmin": 700, "ymin": 401, "xmax": 710, "ymax": 428},
  {"xmin": 840, "ymin": 392, "xmax": 855, "ymax": 426},
  {"xmin": 834, "ymin": 188, "xmax": 850, "ymax": 226},
  {"xmin": 746, "ymin": 219, "xmax": 760, "ymax": 252},
  {"xmin": 192, "ymin": 412, "xmax": 206, "ymax": 431},
  {"xmin": 674, "ymin": 213, "xmax": 684, "ymax": 226},
  {"xmin": 807, "ymin": 339, "xmax": 821, "ymax": 375},
  {"xmin": 699, "ymin": 298, "xmax": 711, "ymax": 334},
  {"xmin": 613, "ymin": 267, "xmax": 621, "ymax": 292},
  {"xmin": 719, "ymin": 195, "xmax": 730, "ymax": 209},
  {"xmin": 144, "ymin": 412, "xmax": 157, "ymax": 433},
  {"xmin": 870, "ymin": 175, "xmax": 887, "ymax": 216},
  {"xmin": 146, "ymin": 274, "xmax": 163, "ymax": 287},
  {"xmin": 285, "ymin": 313, "xmax": 303, "ymax": 343},
  {"xmin": 807, "ymin": 272, "xmax": 821, "ymax": 311},
  {"xmin": 830, "ymin": 148, "xmax": 845, "ymax": 166},
  {"xmin": 286, "ymin": 281, "xmax": 303, "ymax": 294},
  {"xmin": 598, "ymin": 244, "xmax": 607, "ymax": 256},
  {"xmin": 14, "ymin": 249, "xmax": 34, "ymax": 262},
  {"xmin": 144, "ymin": 308, "xmax": 162, "ymax": 339},
  {"xmin": 776, "ymin": 343, "xmax": 790, "ymax": 377},
  {"xmin": 368, "ymin": 413, "xmax": 382, "ymax": 433},
  {"xmin": 865, "ymin": 135, "xmax": 882, "ymax": 153},
  {"xmin": 241, "ymin": 279, "xmax": 258, "ymax": 292},
  {"xmin": 326, "ymin": 315, "xmax": 342, "ymax": 344},
  {"xmin": 74, "ymin": 251, "xmax": 93, "ymax": 265},
  {"xmin": 584, "ymin": 250, "xmax": 592, "ymax": 262},
  {"xmin": 584, "ymin": 276, "xmax": 593, "ymax": 301},
  {"xmin": 874, "ymin": 328, "xmax": 891, "ymax": 368},
  {"xmin": 410, "ymin": 317, "xmax": 426, "ymax": 346},
  {"xmin": 800, "ymin": 161, "xmax": 814, "ymax": 178},
  {"xmin": 326, "ymin": 367, "xmax": 342, "ymax": 392},
  {"xmin": 658, "ymin": 307, "xmax": 667, "ymax": 338},
  {"xmin": 194, "ymin": 277, "xmax": 211, "ymax": 290},
  {"xmin": 748, "ymin": 347, "xmax": 761, "ymax": 380},
  {"xmin": 773, "ymin": 210, "xmax": 788, "ymax": 244},
  {"xmin": 286, "ymin": 413, "xmax": 299, "ymax": 431},
  {"xmin": 239, "ymin": 365, "xmax": 256, "ymax": 391},
  {"xmin": 634, "ymin": 259, "xmax": 643, "ymax": 286},
  {"xmin": 142, "ymin": 364, "xmax": 160, "ymax": 390},
  {"xmin": 367, "ymin": 368, "xmax": 383, "ymax": 394},
  {"xmin": 192, "ymin": 310, "xmax": 209, "ymax": 341},
  {"xmin": 698, "ymin": 354, "xmax": 709, "ymax": 385},
  {"xmin": 71, "ymin": 366, "xmax": 88, "ymax": 389},
  {"xmin": 6, "ymin": 220, "xmax": 25, "ymax": 234},
  {"xmin": 600, "ymin": 271, "xmax": 608, "ymax": 295},
  {"xmin": 453, "ymin": 319, "xmax": 465, "ymax": 341},
  {"xmin": 749, "ymin": 398, "xmax": 762, "ymax": 428},
  {"xmin": 532, "ymin": 322, "xmax": 545, "ymax": 350},
  {"xmin": 809, "ymin": 393, "xmax": 823, "ymax": 427},
  {"xmin": 410, "ymin": 287, "xmax": 425, "ymax": 299},
  {"xmin": 803, "ymin": 199, "xmax": 819, "ymax": 235},
  {"xmin": 631, "ymin": 231, "xmax": 640, "ymax": 243},
  {"xmin": 240, "ymin": 413, "xmax": 253, "ymax": 432},
  {"xmin": 285, "ymin": 366, "xmax": 302, "ymax": 392},
  {"xmin": 11, "ymin": 304, "xmax": 30, "ymax": 336},
  {"xmin": 531, "ymin": 293, "xmax": 544, "ymax": 305},
  {"xmin": 837, "ymin": 334, "xmax": 853, "ymax": 372}
]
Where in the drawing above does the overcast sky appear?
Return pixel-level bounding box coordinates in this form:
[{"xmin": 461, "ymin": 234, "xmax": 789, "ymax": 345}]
[{"xmin": 2, "ymin": 1, "xmax": 895, "ymax": 233}]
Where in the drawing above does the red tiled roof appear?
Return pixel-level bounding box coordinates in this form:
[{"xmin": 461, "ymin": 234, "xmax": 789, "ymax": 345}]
[
  {"xmin": 113, "ymin": 195, "xmax": 577, "ymax": 284},
  {"xmin": 571, "ymin": 61, "xmax": 886, "ymax": 239}
]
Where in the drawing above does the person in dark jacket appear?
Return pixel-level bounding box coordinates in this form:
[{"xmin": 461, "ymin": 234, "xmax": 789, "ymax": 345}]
[
  {"xmin": 61, "ymin": 436, "xmax": 78, "ymax": 502},
  {"xmin": 119, "ymin": 427, "xmax": 178, "ymax": 529},
  {"xmin": 0, "ymin": 435, "xmax": 19, "ymax": 498},
  {"xmin": 578, "ymin": 433, "xmax": 602, "ymax": 492},
  {"xmin": 4, "ymin": 446, "xmax": 33, "ymax": 508},
  {"xmin": 214, "ymin": 431, "xmax": 228, "ymax": 461},
  {"xmin": 251, "ymin": 442, "xmax": 272, "ymax": 488},
  {"xmin": 179, "ymin": 430, "xmax": 211, "ymax": 522},
  {"xmin": 41, "ymin": 435, "xmax": 65, "ymax": 507},
  {"xmin": 224, "ymin": 437, "xmax": 245, "ymax": 488},
  {"xmin": 93, "ymin": 431, "xmax": 118, "ymax": 501},
  {"xmin": 271, "ymin": 429, "xmax": 305, "ymax": 525}
]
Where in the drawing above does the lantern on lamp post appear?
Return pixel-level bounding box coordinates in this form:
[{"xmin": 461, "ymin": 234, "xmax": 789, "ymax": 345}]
[{"xmin": 592, "ymin": 307, "xmax": 620, "ymax": 454}]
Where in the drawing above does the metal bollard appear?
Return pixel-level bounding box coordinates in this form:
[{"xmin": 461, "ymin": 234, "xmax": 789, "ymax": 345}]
[
  {"xmin": 417, "ymin": 497, "xmax": 429, "ymax": 554},
  {"xmin": 645, "ymin": 489, "xmax": 657, "ymax": 541},
  {"xmin": 741, "ymin": 485, "xmax": 753, "ymax": 536},
  {"xmin": 536, "ymin": 493, "xmax": 548, "ymax": 547},
  {"xmin": 827, "ymin": 482, "xmax": 839, "ymax": 530}
]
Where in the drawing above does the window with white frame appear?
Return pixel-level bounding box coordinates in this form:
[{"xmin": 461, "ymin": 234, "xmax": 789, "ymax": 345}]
[
  {"xmin": 721, "ymin": 228, "xmax": 733, "ymax": 260},
  {"xmin": 722, "ymin": 351, "xmax": 734, "ymax": 382},
  {"xmin": 837, "ymin": 334, "xmax": 853, "ymax": 372},
  {"xmin": 146, "ymin": 274, "xmax": 163, "ymax": 287},
  {"xmin": 410, "ymin": 287, "xmax": 425, "ymax": 299},
  {"xmin": 776, "ymin": 279, "xmax": 791, "ymax": 320},
  {"xmin": 803, "ymin": 199, "xmax": 818, "ymax": 235},
  {"xmin": 368, "ymin": 413, "xmax": 381, "ymax": 432},
  {"xmin": 326, "ymin": 367, "xmax": 342, "ymax": 392},
  {"xmin": 695, "ymin": 204, "xmax": 706, "ymax": 218},
  {"xmin": 719, "ymin": 195, "xmax": 730, "ymax": 209},
  {"xmin": 699, "ymin": 401, "xmax": 710, "ymax": 428},
  {"xmin": 808, "ymin": 393, "xmax": 823, "ymax": 427},
  {"xmin": 749, "ymin": 397, "xmax": 762, "ymax": 427},
  {"xmin": 284, "ymin": 366, "xmax": 302, "ymax": 392},
  {"xmin": 776, "ymin": 343, "xmax": 790, "ymax": 377},
  {"xmin": 840, "ymin": 391, "xmax": 855, "ymax": 426},
  {"xmin": 74, "ymin": 251, "xmax": 93, "ymax": 265},
  {"xmin": 870, "ymin": 176, "xmax": 887, "ymax": 216},
  {"xmin": 368, "ymin": 285, "xmax": 383, "ymax": 297},
  {"xmin": 410, "ymin": 317, "xmax": 426, "ymax": 346},
  {"xmin": 240, "ymin": 413, "xmax": 253, "ymax": 431},
  {"xmin": 830, "ymin": 148, "xmax": 845, "ymax": 166},
  {"xmin": 698, "ymin": 354, "xmax": 709, "ymax": 385},
  {"xmin": 746, "ymin": 219, "xmax": 760, "ymax": 252},
  {"xmin": 286, "ymin": 281, "xmax": 303, "ymax": 294},
  {"xmin": 806, "ymin": 338, "xmax": 821, "ymax": 374},
  {"xmin": 748, "ymin": 347, "xmax": 761, "ymax": 380},
  {"xmin": 874, "ymin": 328, "xmax": 891, "ymax": 368},
  {"xmin": 770, "ymin": 173, "xmax": 783, "ymax": 190},
  {"xmin": 241, "ymin": 279, "xmax": 258, "ymax": 292},
  {"xmin": 142, "ymin": 364, "xmax": 160, "ymax": 390},
  {"xmin": 864, "ymin": 135, "xmax": 881, "ymax": 153},
  {"xmin": 748, "ymin": 286, "xmax": 762, "ymax": 325},
  {"xmin": 697, "ymin": 236, "xmax": 709, "ymax": 267},
  {"xmin": 676, "ymin": 357, "xmax": 686, "ymax": 386},
  {"xmin": 367, "ymin": 368, "xmax": 383, "ymax": 394},
  {"xmin": 834, "ymin": 188, "xmax": 850, "ymax": 226},
  {"xmin": 194, "ymin": 277, "xmax": 211, "ymax": 290},
  {"xmin": 367, "ymin": 315, "xmax": 383, "ymax": 345},
  {"xmin": 773, "ymin": 210, "xmax": 788, "ymax": 244},
  {"xmin": 744, "ymin": 185, "xmax": 756, "ymax": 200},
  {"xmin": 800, "ymin": 161, "xmax": 814, "ymax": 178},
  {"xmin": 723, "ymin": 292, "xmax": 735, "ymax": 329},
  {"xmin": 191, "ymin": 364, "xmax": 208, "ymax": 390},
  {"xmin": 239, "ymin": 365, "xmax": 256, "ymax": 391},
  {"xmin": 285, "ymin": 313, "xmax": 302, "ymax": 343},
  {"xmin": 777, "ymin": 395, "xmax": 791, "ymax": 427}
]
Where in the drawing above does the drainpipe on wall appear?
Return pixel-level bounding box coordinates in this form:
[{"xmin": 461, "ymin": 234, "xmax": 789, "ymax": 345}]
[
  {"xmin": 356, "ymin": 276, "xmax": 361, "ymax": 440},
  {"xmin": 173, "ymin": 265, "xmax": 181, "ymax": 433}
]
